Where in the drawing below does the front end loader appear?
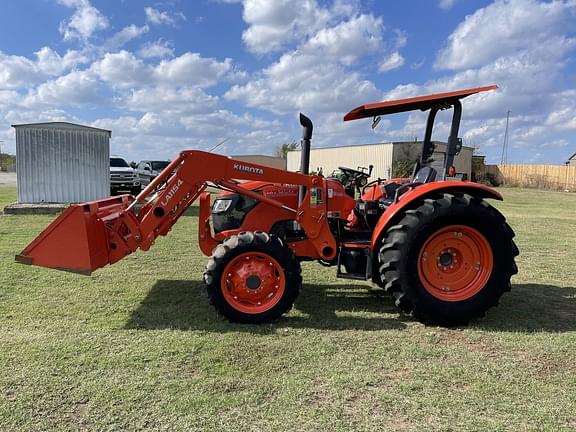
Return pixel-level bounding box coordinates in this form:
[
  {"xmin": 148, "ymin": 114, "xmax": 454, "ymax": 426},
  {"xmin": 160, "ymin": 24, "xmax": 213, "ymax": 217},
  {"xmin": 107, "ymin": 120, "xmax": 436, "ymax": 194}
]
[{"xmin": 17, "ymin": 85, "xmax": 519, "ymax": 326}]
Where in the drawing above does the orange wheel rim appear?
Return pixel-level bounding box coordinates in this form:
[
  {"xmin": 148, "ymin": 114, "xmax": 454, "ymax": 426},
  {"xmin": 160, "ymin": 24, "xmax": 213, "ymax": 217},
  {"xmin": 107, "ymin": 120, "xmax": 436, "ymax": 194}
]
[
  {"xmin": 417, "ymin": 225, "xmax": 493, "ymax": 302},
  {"xmin": 220, "ymin": 252, "xmax": 286, "ymax": 314}
]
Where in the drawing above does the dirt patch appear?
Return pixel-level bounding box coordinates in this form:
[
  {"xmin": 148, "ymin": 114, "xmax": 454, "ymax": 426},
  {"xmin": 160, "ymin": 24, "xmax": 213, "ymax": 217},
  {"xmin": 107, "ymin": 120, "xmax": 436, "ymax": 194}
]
[
  {"xmin": 72, "ymin": 399, "xmax": 89, "ymax": 420},
  {"xmin": 433, "ymin": 329, "xmax": 500, "ymax": 357},
  {"xmin": 520, "ymin": 352, "xmax": 576, "ymax": 378}
]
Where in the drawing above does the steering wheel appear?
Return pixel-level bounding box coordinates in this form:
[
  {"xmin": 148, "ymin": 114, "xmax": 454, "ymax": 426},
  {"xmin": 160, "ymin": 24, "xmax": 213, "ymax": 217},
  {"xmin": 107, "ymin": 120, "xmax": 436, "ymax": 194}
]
[
  {"xmin": 362, "ymin": 178, "xmax": 384, "ymax": 195},
  {"xmin": 338, "ymin": 166, "xmax": 368, "ymax": 177}
]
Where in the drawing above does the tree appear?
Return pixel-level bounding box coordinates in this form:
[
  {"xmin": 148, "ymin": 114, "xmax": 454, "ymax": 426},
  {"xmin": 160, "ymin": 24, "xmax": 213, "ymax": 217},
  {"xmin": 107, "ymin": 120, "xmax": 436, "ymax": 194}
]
[
  {"xmin": 275, "ymin": 142, "xmax": 298, "ymax": 159},
  {"xmin": 392, "ymin": 159, "xmax": 416, "ymax": 178},
  {"xmin": 392, "ymin": 144, "xmax": 418, "ymax": 178}
]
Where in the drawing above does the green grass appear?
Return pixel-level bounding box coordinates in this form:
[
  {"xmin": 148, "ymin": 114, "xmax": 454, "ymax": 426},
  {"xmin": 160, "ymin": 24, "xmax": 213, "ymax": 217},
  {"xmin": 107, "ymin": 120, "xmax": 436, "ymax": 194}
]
[{"xmin": 1, "ymin": 186, "xmax": 575, "ymax": 431}]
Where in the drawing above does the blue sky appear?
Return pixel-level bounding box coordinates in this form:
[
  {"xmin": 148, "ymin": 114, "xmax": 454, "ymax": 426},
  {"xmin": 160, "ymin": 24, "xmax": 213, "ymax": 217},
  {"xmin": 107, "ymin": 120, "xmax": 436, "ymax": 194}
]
[{"xmin": 0, "ymin": 0, "xmax": 574, "ymax": 164}]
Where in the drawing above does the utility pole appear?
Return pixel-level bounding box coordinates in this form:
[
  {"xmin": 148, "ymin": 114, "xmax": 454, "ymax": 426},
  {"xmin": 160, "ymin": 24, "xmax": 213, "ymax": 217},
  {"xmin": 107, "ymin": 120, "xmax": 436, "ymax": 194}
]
[
  {"xmin": 500, "ymin": 110, "xmax": 511, "ymax": 165},
  {"xmin": 0, "ymin": 141, "xmax": 4, "ymax": 172}
]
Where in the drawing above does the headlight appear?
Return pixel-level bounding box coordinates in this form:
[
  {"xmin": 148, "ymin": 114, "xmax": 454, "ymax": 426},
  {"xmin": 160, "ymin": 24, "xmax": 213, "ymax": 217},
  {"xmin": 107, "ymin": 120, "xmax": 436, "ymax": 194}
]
[{"xmin": 212, "ymin": 198, "xmax": 233, "ymax": 214}]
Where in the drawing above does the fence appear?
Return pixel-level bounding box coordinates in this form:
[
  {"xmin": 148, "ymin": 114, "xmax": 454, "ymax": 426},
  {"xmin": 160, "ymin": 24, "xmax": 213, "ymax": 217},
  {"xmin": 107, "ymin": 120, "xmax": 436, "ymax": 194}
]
[{"xmin": 484, "ymin": 164, "xmax": 576, "ymax": 191}]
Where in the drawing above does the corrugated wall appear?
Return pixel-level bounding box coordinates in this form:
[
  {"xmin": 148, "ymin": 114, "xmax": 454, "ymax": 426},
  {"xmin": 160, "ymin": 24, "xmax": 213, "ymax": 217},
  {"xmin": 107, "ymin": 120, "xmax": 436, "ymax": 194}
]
[
  {"xmin": 16, "ymin": 126, "xmax": 110, "ymax": 203},
  {"xmin": 287, "ymin": 144, "xmax": 395, "ymax": 179},
  {"xmin": 232, "ymin": 155, "xmax": 287, "ymax": 170},
  {"xmin": 287, "ymin": 143, "xmax": 473, "ymax": 180}
]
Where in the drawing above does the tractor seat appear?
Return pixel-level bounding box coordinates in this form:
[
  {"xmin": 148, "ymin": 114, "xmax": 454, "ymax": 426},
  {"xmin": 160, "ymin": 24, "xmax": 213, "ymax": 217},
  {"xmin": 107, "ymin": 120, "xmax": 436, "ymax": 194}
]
[
  {"xmin": 412, "ymin": 166, "xmax": 437, "ymax": 183},
  {"xmin": 378, "ymin": 167, "xmax": 438, "ymax": 211}
]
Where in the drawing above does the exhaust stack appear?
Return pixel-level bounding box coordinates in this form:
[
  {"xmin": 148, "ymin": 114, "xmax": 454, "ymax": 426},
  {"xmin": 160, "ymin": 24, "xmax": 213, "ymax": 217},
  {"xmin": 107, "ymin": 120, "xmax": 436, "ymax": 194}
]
[{"xmin": 298, "ymin": 113, "xmax": 313, "ymax": 204}]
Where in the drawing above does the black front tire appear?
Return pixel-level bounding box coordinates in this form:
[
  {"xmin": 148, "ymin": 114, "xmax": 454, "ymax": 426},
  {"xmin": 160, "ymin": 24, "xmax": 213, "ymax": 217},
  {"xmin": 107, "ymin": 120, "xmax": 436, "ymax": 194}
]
[
  {"xmin": 203, "ymin": 231, "xmax": 302, "ymax": 323},
  {"xmin": 377, "ymin": 193, "xmax": 519, "ymax": 326}
]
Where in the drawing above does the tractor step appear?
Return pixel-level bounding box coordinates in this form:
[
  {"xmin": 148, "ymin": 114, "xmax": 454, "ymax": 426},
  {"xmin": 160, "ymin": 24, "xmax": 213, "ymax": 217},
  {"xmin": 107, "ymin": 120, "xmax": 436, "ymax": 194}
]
[{"xmin": 336, "ymin": 244, "xmax": 372, "ymax": 281}]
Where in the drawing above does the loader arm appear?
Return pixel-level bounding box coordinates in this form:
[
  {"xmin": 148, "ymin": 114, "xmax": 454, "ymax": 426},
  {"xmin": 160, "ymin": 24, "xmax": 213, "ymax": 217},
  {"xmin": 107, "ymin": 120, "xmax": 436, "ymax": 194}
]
[{"xmin": 16, "ymin": 150, "xmax": 337, "ymax": 275}]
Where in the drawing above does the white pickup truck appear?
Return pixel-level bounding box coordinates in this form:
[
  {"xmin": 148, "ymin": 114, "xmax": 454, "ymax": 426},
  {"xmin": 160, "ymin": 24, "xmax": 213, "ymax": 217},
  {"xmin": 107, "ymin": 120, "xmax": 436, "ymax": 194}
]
[{"xmin": 109, "ymin": 156, "xmax": 140, "ymax": 195}]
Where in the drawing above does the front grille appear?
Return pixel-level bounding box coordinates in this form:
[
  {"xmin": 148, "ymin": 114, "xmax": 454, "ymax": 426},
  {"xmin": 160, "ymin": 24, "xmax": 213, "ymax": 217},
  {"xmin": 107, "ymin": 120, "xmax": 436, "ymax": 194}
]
[
  {"xmin": 212, "ymin": 195, "xmax": 258, "ymax": 233},
  {"xmin": 111, "ymin": 174, "xmax": 133, "ymax": 180}
]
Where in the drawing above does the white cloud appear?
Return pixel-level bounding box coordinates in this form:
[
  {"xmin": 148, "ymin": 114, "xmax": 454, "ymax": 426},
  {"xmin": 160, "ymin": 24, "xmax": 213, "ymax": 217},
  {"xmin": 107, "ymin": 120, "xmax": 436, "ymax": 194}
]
[
  {"xmin": 225, "ymin": 50, "xmax": 380, "ymax": 114},
  {"xmin": 240, "ymin": 0, "xmax": 339, "ymax": 54},
  {"xmin": 438, "ymin": 0, "xmax": 458, "ymax": 10},
  {"xmin": 25, "ymin": 70, "xmax": 103, "ymax": 107},
  {"xmin": 0, "ymin": 53, "xmax": 44, "ymax": 89},
  {"xmin": 375, "ymin": 0, "xmax": 576, "ymax": 163},
  {"xmin": 2, "ymin": 0, "xmax": 572, "ymax": 165},
  {"xmin": 155, "ymin": 53, "xmax": 232, "ymax": 87},
  {"xmin": 105, "ymin": 24, "xmax": 149, "ymax": 50},
  {"xmin": 35, "ymin": 47, "xmax": 89, "ymax": 75},
  {"xmin": 4, "ymin": 108, "xmax": 73, "ymax": 127},
  {"xmin": 144, "ymin": 7, "xmax": 185, "ymax": 26},
  {"xmin": 91, "ymin": 51, "xmax": 153, "ymax": 87},
  {"xmin": 91, "ymin": 50, "xmax": 232, "ymax": 89},
  {"xmin": 123, "ymin": 87, "xmax": 218, "ymax": 114},
  {"xmin": 88, "ymin": 110, "xmax": 288, "ymax": 161},
  {"xmin": 58, "ymin": 0, "xmax": 109, "ymax": 41},
  {"xmin": 138, "ymin": 40, "xmax": 175, "ymax": 59},
  {"xmin": 545, "ymin": 90, "xmax": 576, "ymax": 131},
  {"xmin": 378, "ymin": 51, "xmax": 405, "ymax": 72},
  {"xmin": 436, "ymin": 0, "xmax": 576, "ymax": 70},
  {"xmin": 0, "ymin": 48, "xmax": 90, "ymax": 90},
  {"xmin": 303, "ymin": 14, "xmax": 383, "ymax": 65}
]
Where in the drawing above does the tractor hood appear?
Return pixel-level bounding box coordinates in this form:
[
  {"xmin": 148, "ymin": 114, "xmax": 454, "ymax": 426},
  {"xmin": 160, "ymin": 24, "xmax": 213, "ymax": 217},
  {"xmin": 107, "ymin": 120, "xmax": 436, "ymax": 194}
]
[{"xmin": 217, "ymin": 180, "xmax": 279, "ymax": 196}]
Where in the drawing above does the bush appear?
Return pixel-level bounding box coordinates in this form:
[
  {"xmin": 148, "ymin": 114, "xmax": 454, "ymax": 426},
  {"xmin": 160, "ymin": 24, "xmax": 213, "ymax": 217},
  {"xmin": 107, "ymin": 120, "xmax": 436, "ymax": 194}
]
[{"xmin": 392, "ymin": 159, "xmax": 416, "ymax": 178}]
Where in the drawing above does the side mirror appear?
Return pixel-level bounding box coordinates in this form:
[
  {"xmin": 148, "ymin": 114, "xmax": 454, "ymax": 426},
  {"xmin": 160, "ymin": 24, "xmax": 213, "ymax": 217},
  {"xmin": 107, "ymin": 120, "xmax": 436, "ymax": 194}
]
[{"xmin": 455, "ymin": 138, "xmax": 463, "ymax": 155}]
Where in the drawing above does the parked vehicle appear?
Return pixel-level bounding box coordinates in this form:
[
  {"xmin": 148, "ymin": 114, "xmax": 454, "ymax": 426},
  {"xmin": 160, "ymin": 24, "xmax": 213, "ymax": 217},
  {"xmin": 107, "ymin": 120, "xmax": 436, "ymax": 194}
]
[
  {"xmin": 135, "ymin": 160, "xmax": 170, "ymax": 187},
  {"xmin": 17, "ymin": 85, "xmax": 518, "ymax": 326},
  {"xmin": 109, "ymin": 156, "xmax": 140, "ymax": 195}
]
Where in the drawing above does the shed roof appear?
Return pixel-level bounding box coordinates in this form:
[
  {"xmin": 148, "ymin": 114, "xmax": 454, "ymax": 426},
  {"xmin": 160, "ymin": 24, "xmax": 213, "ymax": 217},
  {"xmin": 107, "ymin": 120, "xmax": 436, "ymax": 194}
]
[{"xmin": 12, "ymin": 122, "xmax": 111, "ymax": 137}]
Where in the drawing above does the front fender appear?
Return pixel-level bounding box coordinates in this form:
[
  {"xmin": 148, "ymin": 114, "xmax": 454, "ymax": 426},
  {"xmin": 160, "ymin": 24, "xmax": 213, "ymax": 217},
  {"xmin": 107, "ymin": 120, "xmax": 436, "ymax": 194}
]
[
  {"xmin": 198, "ymin": 192, "xmax": 219, "ymax": 256},
  {"xmin": 370, "ymin": 181, "xmax": 502, "ymax": 250}
]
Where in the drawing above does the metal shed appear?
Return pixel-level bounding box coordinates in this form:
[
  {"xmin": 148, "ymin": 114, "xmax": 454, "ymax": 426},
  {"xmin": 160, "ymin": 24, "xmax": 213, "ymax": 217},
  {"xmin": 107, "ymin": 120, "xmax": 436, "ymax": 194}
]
[
  {"xmin": 232, "ymin": 155, "xmax": 287, "ymax": 170},
  {"xmin": 12, "ymin": 122, "xmax": 111, "ymax": 203},
  {"xmin": 287, "ymin": 141, "xmax": 473, "ymax": 180}
]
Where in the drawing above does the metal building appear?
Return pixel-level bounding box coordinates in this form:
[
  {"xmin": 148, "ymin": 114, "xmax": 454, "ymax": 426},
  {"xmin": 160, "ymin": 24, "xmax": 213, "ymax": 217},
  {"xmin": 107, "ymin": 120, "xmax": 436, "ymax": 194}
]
[
  {"xmin": 232, "ymin": 155, "xmax": 286, "ymax": 170},
  {"xmin": 13, "ymin": 122, "xmax": 111, "ymax": 203},
  {"xmin": 287, "ymin": 141, "xmax": 473, "ymax": 180}
]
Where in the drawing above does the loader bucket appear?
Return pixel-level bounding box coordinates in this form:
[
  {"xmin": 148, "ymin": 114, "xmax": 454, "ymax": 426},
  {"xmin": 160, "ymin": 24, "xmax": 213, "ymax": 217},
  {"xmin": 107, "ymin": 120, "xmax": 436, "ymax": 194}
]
[{"xmin": 15, "ymin": 195, "xmax": 134, "ymax": 275}]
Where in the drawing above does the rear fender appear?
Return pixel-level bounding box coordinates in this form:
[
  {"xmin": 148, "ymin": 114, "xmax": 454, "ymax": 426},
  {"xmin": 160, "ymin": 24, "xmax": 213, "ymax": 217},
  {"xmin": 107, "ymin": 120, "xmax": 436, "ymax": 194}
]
[{"xmin": 370, "ymin": 181, "xmax": 502, "ymax": 250}]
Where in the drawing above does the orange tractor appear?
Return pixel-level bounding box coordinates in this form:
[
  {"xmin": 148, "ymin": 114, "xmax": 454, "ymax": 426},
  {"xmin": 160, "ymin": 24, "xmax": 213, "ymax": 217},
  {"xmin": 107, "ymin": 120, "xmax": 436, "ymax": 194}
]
[{"xmin": 17, "ymin": 85, "xmax": 518, "ymax": 326}]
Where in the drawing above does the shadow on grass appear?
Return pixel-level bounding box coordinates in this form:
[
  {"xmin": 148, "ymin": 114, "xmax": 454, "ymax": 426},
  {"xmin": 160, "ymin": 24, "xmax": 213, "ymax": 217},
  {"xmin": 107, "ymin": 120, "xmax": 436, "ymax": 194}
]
[
  {"xmin": 477, "ymin": 283, "xmax": 576, "ymax": 332},
  {"xmin": 125, "ymin": 281, "xmax": 576, "ymax": 333},
  {"xmin": 124, "ymin": 280, "xmax": 407, "ymax": 332}
]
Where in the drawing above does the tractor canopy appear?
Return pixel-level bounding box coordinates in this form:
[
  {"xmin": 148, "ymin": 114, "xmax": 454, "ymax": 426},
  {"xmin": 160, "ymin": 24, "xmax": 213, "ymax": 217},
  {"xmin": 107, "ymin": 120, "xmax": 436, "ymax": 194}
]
[
  {"xmin": 343, "ymin": 85, "xmax": 498, "ymax": 181},
  {"xmin": 343, "ymin": 85, "xmax": 497, "ymax": 121}
]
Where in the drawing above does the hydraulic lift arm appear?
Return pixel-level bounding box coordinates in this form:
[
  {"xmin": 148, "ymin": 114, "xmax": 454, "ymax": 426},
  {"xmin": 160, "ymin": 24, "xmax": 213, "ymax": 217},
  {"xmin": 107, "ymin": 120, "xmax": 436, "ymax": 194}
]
[{"xmin": 16, "ymin": 150, "xmax": 337, "ymax": 275}]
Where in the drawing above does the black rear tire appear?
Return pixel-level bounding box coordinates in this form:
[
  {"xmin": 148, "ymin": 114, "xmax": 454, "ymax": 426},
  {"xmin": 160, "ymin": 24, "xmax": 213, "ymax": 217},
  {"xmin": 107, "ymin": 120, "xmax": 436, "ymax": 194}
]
[
  {"xmin": 203, "ymin": 231, "xmax": 302, "ymax": 323},
  {"xmin": 377, "ymin": 193, "xmax": 519, "ymax": 326}
]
